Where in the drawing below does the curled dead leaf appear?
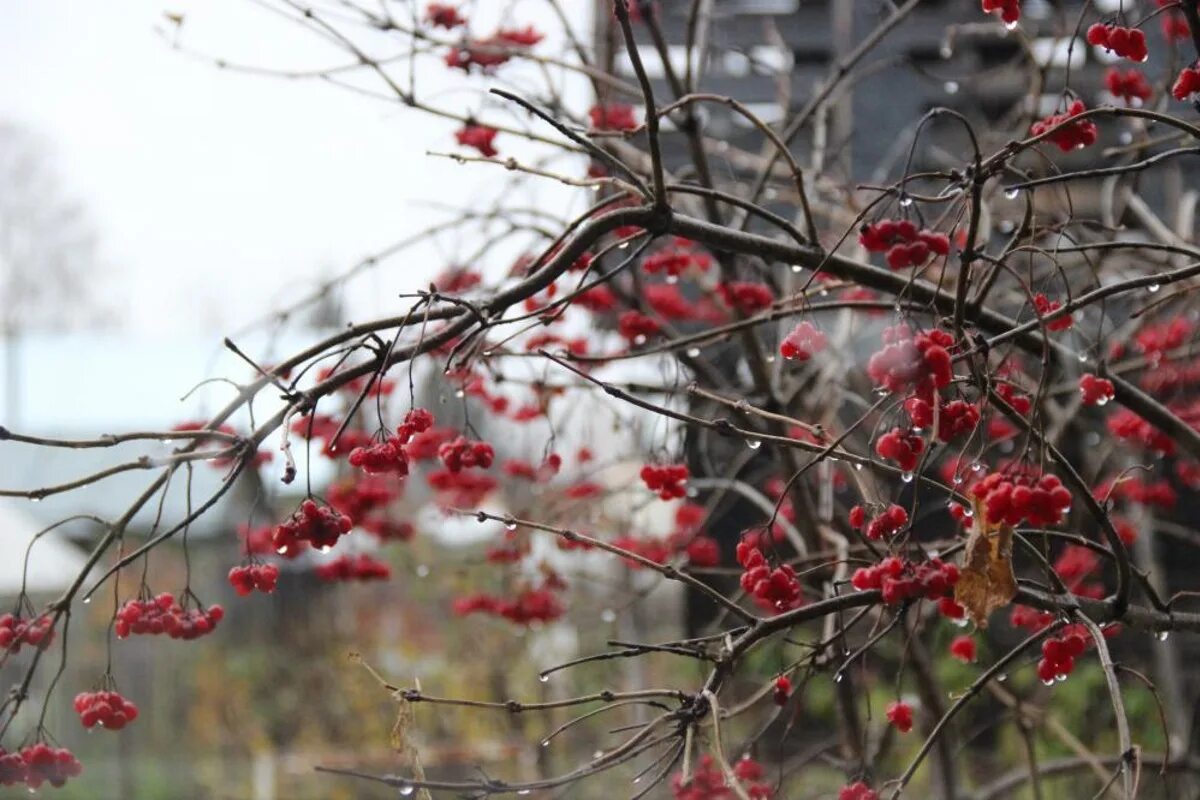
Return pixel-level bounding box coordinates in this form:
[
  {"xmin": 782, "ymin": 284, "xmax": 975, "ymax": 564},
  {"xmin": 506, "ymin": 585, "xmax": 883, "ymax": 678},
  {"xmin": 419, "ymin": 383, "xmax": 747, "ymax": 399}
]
[{"xmin": 954, "ymin": 499, "xmax": 1017, "ymax": 628}]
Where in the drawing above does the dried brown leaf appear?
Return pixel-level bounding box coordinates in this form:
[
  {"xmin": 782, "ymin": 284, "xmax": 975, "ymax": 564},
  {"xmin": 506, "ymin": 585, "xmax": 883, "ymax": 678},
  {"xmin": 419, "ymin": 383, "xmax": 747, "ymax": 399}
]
[{"xmin": 954, "ymin": 499, "xmax": 1017, "ymax": 628}]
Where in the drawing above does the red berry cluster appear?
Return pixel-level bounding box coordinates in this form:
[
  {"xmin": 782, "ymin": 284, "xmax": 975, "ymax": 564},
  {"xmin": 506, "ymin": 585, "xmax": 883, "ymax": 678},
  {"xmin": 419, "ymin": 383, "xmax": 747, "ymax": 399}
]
[
  {"xmin": 717, "ymin": 281, "xmax": 775, "ymax": 314},
  {"xmin": 452, "ymin": 580, "xmax": 566, "ymax": 625},
  {"xmin": 314, "ymin": 553, "xmax": 391, "ymax": 582},
  {"xmin": 428, "ymin": 469, "xmax": 499, "ymax": 506},
  {"xmin": 642, "ymin": 238, "xmax": 712, "ymax": 277},
  {"xmin": 851, "ymin": 557, "xmax": 960, "ymax": 605},
  {"xmin": 684, "ymin": 536, "xmax": 721, "ymax": 567},
  {"xmin": 886, "ymin": 700, "xmax": 914, "ymax": 733},
  {"xmin": 502, "ymin": 454, "xmax": 562, "ymax": 482},
  {"xmin": 1030, "ymin": 100, "xmax": 1097, "ymax": 152},
  {"xmin": 1032, "ymin": 293, "xmax": 1072, "ymax": 331},
  {"xmin": 425, "ymin": 3, "xmax": 466, "ymax": 29},
  {"xmin": 347, "ymin": 407, "xmax": 435, "ymax": 475},
  {"xmin": 1037, "ymin": 629, "xmax": 1088, "ymax": 684},
  {"xmin": 737, "ymin": 540, "xmax": 802, "ymax": 613},
  {"xmin": 840, "ymin": 782, "xmax": 880, "ymax": 800},
  {"xmin": 867, "ymin": 325, "xmax": 954, "ymax": 396},
  {"xmin": 1104, "ymin": 68, "xmax": 1152, "ymax": 105},
  {"xmin": 0, "ymin": 613, "xmax": 54, "ymax": 653},
  {"xmin": 612, "ymin": 535, "xmax": 671, "ymax": 568},
  {"xmin": 438, "ymin": 436, "xmax": 495, "ymax": 472},
  {"xmin": 939, "ymin": 596, "xmax": 967, "ymax": 620},
  {"xmin": 1079, "ymin": 373, "xmax": 1115, "ymax": 406},
  {"xmin": 227, "ymin": 563, "xmax": 279, "ymax": 596},
  {"xmin": 0, "ymin": 745, "xmax": 83, "ymax": 790},
  {"xmin": 981, "ymin": 0, "xmax": 1020, "ymax": 24},
  {"xmin": 1096, "ymin": 474, "xmax": 1177, "ymax": 510},
  {"xmin": 1086, "ymin": 24, "xmax": 1148, "ymax": 62},
  {"xmin": 0, "ymin": 750, "xmax": 24, "ymax": 786},
  {"xmin": 773, "ymin": 675, "xmax": 792, "ymax": 706},
  {"xmin": 444, "ymin": 27, "xmax": 544, "ymax": 72},
  {"xmin": 852, "ymin": 504, "xmax": 909, "ymax": 541},
  {"xmin": 435, "ymin": 265, "xmax": 482, "ymax": 293},
  {"xmin": 646, "ymin": 284, "xmax": 724, "ymax": 323},
  {"xmin": 672, "ymin": 755, "xmax": 773, "ymax": 800},
  {"xmin": 949, "ymin": 634, "xmax": 977, "ymax": 663},
  {"xmin": 1174, "ymin": 66, "xmax": 1200, "ymax": 101},
  {"xmin": 588, "ymin": 103, "xmax": 638, "ymax": 132},
  {"xmin": 640, "ymin": 463, "xmax": 689, "ymax": 500},
  {"xmin": 273, "ymin": 499, "xmax": 353, "ymax": 553},
  {"xmin": 971, "ymin": 471, "xmax": 1072, "ymax": 527},
  {"xmin": 74, "ymin": 690, "xmax": 139, "ymax": 730},
  {"xmin": 618, "ymin": 310, "xmax": 662, "ymax": 344},
  {"xmin": 779, "ymin": 321, "xmax": 828, "ymax": 361},
  {"xmin": 1108, "ymin": 402, "xmax": 1195, "ymax": 453},
  {"xmin": 904, "ymin": 397, "xmax": 980, "ymax": 441},
  {"xmin": 875, "ymin": 428, "xmax": 925, "ymax": 472},
  {"xmin": 115, "ymin": 594, "xmax": 224, "ymax": 640},
  {"xmin": 859, "ymin": 219, "xmax": 951, "ymax": 269},
  {"xmin": 455, "ymin": 123, "xmax": 498, "ymax": 157}
]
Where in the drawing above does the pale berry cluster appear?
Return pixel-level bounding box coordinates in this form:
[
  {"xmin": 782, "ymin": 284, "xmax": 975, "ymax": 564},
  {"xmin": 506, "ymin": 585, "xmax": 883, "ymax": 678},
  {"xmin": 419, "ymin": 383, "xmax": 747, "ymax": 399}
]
[
  {"xmin": 850, "ymin": 503, "xmax": 909, "ymax": 541},
  {"xmin": 904, "ymin": 397, "xmax": 980, "ymax": 441},
  {"xmin": 115, "ymin": 594, "xmax": 224, "ymax": 640},
  {"xmin": 737, "ymin": 540, "xmax": 803, "ymax": 613},
  {"xmin": 971, "ymin": 471, "xmax": 1072, "ymax": 527},
  {"xmin": 1174, "ymin": 66, "xmax": 1200, "ymax": 101},
  {"xmin": 867, "ymin": 325, "xmax": 954, "ymax": 396},
  {"xmin": 588, "ymin": 103, "xmax": 638, "ymax": 131},
  {"xmin": 1032, "ymin": 293, "xmax": 1072, "ymax": 331},
  {"xmin": 642, "ymin": 238, "xmax": 712, "ymax": 277},
  {"xmin": 851, "ymin": 557, "xmax": 960, "ymax": 605},
  {"xmin": 640, "ymin": 463, "xmax": 689, "ymax": 500},
  {"xmin": 1079, "ymin": 373, "xmax": 1115, "ymax": 406},
  {"xmin": 717, "ymin": 281, "xmax": 775, "ymax": 314},
  {"xmin": 455, "ymin": 123, "xmax": 498, "ymax": 157},
  {"xmin": 0, "ymin": 745, "xmax": 83, "ymax": 790},
  {"xmin": 273, "ymin": 499, "xmax": 353, "ymax": 553},
  {"xmin": 0, "ymin": 613, "xmax": 54, "ymax": 653},
  {"xmin": 1030, "ymin": 101, "xmax": 1097, "ymax": 152},
  {"xmin": 1086, "ymin": 24, "xmax": 1148, "ymax": 62},
  {"xmin": 840, "ymin": 782, "xmax": 880, "ymax": 800},
  {"xmin": 314, "ymin": 553, "xmax": 392, "ymax": 582},
  {"xmin": 438, "ymin": 436, "xmax": 495, "ymax": 472},
  {"xmin": 858, "ymin": 219, "xmax": 950, "ymax": 269},
  {"xmin": 886, "ymin": 700, "xmax": 914, "ymax": 733},
  {"xmin": 875, "ymin": 428, "xmax": 924, "ymax": 472},
  {"xmin": 949, "ymin": 634, "xmax": 977, "ymax": 663},
  {"xmin": 227, "ymin": 563, "xmax": 280, "ymax": 596},
  {"xmin": 1037, "ymin": 629, "xmax": 1088, "ymax": 683},
  {"xmin": 671, "ymin": 755, "xmax": 773, "ymax": 800},
  {"xmin": 74, "ymin": 690, "xmax": 139, "ymax": 730},
  {"xmin": 1104, "ymin": 68, "xmax": 1152, "ymax": 105},
  {"xmin": 779, "ymin": 321, "xmax": 828, "ymax": 361}
]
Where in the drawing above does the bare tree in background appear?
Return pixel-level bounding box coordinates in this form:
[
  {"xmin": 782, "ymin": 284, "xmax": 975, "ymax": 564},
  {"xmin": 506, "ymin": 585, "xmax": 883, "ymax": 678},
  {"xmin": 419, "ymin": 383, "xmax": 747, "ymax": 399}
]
[{"xmin": 0, "ymin": 121, "xmax": 102, "ymax": 424}]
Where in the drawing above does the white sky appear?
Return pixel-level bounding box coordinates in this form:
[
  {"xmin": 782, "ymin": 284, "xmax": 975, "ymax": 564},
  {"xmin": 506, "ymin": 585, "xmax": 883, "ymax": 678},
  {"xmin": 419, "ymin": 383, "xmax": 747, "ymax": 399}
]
[{"xmin": 0, "ymin": 0, "xmax": 592, "ymax": 334}]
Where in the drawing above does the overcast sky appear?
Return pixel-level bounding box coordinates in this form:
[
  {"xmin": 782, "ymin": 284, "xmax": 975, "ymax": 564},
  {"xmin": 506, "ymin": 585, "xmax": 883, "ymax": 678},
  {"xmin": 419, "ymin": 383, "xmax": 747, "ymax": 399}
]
[{"xmin": 0, "ymin": 0, "xmax": 590, "ymax": 334}]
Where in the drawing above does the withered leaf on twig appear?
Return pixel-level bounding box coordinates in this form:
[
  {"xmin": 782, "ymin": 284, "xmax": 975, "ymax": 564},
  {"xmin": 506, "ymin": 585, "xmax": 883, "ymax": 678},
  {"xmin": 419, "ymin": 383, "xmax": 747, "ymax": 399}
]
[{"xmin": 954, "ymin": 499, "xmax": 1017, "ymax": 628}]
